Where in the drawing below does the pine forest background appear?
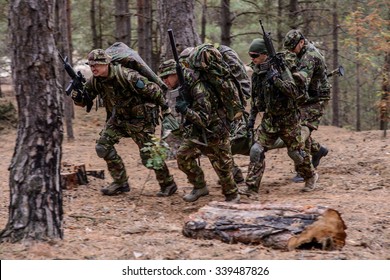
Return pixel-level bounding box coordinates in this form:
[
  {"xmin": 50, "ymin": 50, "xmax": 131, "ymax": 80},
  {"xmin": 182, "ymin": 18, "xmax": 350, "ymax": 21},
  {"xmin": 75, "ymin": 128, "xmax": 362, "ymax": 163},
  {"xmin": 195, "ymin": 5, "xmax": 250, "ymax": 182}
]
[{"xmin": 0, "ymin": 0, "xmax": 389, "ymax": 132}]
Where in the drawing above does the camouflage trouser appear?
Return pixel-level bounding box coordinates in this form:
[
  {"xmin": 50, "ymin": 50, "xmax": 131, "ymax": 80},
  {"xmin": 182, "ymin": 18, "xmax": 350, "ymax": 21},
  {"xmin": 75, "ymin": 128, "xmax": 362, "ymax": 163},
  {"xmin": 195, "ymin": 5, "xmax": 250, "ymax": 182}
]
[
  {"xmin": 300, "ymin": 101, "xmax": 328, "ymax": 155},
  {"xmin": 96, "ymin": 121, "xmax": 174, "ymax": 188},
  {"xmin": 176, "ymin": 136, "xmax": 238, "ymax": 195},
  {"xmin": 246, "ymin": 117, "xmax": 315, "ymax": 190}
]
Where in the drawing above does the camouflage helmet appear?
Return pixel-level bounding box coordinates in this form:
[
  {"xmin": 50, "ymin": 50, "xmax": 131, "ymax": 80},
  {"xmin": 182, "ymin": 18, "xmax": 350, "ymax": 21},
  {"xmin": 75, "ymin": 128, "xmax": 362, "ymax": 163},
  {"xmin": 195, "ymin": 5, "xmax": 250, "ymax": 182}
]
[
  {"xmin": 283, "ymin": 29, "xmax": 305, "ymax": 50},
  {"xmin": 158, "ymin": 59, "xmax": 177, "ymax": 78},
  {"xmin": 87, "ymin": 49, "xmax": 112, "ymax": 65}
]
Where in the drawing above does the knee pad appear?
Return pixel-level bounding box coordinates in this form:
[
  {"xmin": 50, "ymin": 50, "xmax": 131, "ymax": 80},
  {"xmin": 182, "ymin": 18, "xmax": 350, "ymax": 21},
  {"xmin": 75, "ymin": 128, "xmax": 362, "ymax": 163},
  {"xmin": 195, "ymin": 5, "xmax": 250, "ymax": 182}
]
[
  {"xmin": 95, "ymin": 143, "xmax": 116, "ymax": 159},
  {"xmin": 288, "ymin": 149, "xmax": 306, "ymax": 165},
  {"xmin": 249, "ymin": 142, "xmax": 265, "ymax": 163}
]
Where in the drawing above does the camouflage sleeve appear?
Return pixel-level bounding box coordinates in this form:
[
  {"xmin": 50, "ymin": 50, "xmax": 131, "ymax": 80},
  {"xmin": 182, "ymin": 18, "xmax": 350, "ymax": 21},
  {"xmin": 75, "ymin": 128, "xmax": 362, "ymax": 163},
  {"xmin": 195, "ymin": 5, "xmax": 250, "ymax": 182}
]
[
  {"xmin": 251, "ymin": 73, "xmax": 265, "ymax": 113},
  {"xmin": 274, "ymin": 76, "xmax": 301, "ymax": 99},
  {"xmin": 184, "ymin": 81, "xmax": 211, "ymax": 129},
  {"xmin": 125, "ymin": 69, "xmax": 166, "ymax": 107},
  {"xmin": 299, "ymin": 49, "xmax": 331, "ymax": 100}
]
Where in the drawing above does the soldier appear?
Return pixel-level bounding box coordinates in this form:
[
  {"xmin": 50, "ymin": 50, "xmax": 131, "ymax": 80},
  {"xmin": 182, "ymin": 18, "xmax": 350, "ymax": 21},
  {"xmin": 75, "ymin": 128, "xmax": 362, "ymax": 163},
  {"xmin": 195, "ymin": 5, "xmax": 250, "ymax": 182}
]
[
  {"xmin": 71, "ymin": 49, "xmax": 177, "ymax": 196},
  {"xmin": 284, "ymin": 30, "xmax": 330, "ymax": 183},
  {"xmin": 158, "ymin": 58, "xmax": 240, "ymax": 203},
  {"xmin": 179, "ymin": 46, "xmax": 251, "ymax": 184},
  {"xmin": 244, "ymin": 38, "xmax": 318, "ymax": 194},
  {"xmin": 158, "ymin": 59, "xmax": 182, "ymax": 159}
]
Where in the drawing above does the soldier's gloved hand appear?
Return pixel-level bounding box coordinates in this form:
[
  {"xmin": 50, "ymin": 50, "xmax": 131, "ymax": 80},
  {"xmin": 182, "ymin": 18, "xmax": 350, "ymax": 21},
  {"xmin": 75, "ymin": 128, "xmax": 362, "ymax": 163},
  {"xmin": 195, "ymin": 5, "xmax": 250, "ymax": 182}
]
[
  {"xmin": 71, "ymin": 90, "xmax": 83, "ymax": 103},
  {"xmin": 175, "ymin": 97, "xmax": 188, "ymax": 114},
  {"xmin": 178, "ymin": 83, "xmax": 189, "ymax": 97},
  {"xmin": 161, "ymin": 103, "xmax": 171, "ymax": 117},
  {"xmin": 266, "ymin": 67, "xmax": 279, "ymax": 84}
]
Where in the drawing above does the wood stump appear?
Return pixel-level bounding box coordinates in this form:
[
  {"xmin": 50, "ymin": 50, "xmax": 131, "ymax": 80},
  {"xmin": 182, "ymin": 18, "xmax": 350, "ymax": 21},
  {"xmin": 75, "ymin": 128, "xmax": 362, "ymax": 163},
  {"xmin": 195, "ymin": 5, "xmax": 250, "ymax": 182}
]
[
  {"xmin": 183, "ymin": 202, "xmax": 347, "ymax": 251},
  {"xmin": 60, "ymin": 163, "xmax": 104, "ymax": 189}
]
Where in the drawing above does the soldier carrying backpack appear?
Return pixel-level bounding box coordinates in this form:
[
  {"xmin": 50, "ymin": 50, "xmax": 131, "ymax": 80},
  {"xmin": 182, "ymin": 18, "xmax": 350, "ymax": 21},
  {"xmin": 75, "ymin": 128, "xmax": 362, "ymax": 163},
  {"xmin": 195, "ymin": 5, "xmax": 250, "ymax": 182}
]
[{"xmin": 70, "ymin": 48, "xmax": 178, "ymax": 198}]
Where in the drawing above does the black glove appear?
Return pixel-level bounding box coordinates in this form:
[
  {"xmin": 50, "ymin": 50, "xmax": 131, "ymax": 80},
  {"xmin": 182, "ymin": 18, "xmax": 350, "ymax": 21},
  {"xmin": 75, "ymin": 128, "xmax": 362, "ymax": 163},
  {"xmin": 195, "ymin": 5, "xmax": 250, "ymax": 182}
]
[
  {"xmin": 71, "ymin": 90, "xmax": 83, "ymax": 103},
  {"xmin": 175, "ymin": 96, "xmax": 188, "ymax": 114},
  {"xmin": 161, "ymin": 103, "xmax": 171, "ymax": 117},
  {"xmin": 247, "ymin": 118, "xmax": 255, "ymax": 130},
  {"xmin": 178, "ymin": 83, "xmax": 189, "ymax": 98},
  {"xmin": 266, "ymin": 67, "xmax": 280, "ymax": 84}
]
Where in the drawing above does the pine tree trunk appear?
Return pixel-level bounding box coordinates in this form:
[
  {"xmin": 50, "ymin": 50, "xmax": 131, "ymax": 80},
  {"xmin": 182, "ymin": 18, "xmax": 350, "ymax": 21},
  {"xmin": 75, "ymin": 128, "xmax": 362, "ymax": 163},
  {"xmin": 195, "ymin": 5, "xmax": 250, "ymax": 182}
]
[
  {"xmin": 115, "ymin": 0, "xmax": 131, "ymax": 46},
  {"xmin": 220, "ymin": 0, "xmax": 231, "ymax": 46},
  {"xmin": 331, "ymin": 2, "xmax": 340, "ymax": 127},
  {"xmin": 158, "ymin": 0, "xmax": 201, "ymax": 60},
  {"xmin": 0, "ymin": 0, "xmax": 63, "ymax": 242}
]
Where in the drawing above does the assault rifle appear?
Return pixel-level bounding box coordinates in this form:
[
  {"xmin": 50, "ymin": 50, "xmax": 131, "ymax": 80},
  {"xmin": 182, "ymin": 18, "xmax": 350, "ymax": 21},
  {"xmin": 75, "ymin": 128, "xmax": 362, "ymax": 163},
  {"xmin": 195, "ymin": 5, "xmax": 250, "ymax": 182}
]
[
  {"xmin": 58, "ymin": 53, "xmax": 93, "ymax": 112},
  {"xmin": 327, "ymin": 65, "xmax": 345, "ymax": 78},
  {"xmin": 167, "ymin": 29, "xmax": 208, "ymax": 146},
  {"xmin": 259, "ymin": 20, "xmax": 286, "ymax": 73}
]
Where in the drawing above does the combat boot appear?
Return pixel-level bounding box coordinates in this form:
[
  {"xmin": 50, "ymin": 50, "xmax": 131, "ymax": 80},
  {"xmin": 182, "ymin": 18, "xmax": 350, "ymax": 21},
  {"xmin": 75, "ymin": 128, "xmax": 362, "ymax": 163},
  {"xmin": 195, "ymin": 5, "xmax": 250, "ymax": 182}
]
[
  {"xmin": 301, "ymin": 173, "xmax": 319, "ymax": 192},
  {"xmin": 225, "ymin": 192, "xmax": 240, "ymax": 203},
  {"xmin": 291, "ymin": 173, "xmax": 304, "ymax": 183},
  {"xmin": 101, "ymin": 182, "xmax": 130, "ymax": 196},
  {"xmin": 312, "ymin": 146, "xmax": 328, "ymax": 168},
  {"xmin": 183, "ymin": 186, "xmax": 209, "ymax": 202},
  {"xmin": 156, "ymin": 182, "xmax": 178, "ymax": 197},
  {"xmin": 232, "ymin": 166, "xmax": 245, "ymax": 184},
  {"xmin": 238, "ymin": 186, "xmax": 258, "ymax": 197}
]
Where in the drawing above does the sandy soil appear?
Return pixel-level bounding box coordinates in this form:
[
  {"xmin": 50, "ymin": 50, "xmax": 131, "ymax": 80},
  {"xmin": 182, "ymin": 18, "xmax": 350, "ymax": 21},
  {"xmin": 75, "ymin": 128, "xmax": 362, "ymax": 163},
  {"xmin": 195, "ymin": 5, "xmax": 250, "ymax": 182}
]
[{"xmin": 0, "ymin": 87, "xmax": 389, "ymax": 260}]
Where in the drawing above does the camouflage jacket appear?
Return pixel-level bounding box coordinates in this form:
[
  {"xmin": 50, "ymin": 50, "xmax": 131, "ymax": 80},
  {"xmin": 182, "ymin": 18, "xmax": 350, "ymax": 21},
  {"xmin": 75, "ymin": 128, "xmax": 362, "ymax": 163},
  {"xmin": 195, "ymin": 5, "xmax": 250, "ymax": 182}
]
[
  {"xmin": 180, "ymin": 67, "xmax": 230, "ymax": 140},
  {"xmin": 79, "ymin": 64, "xmax": 166, "ymax": 125},
  {"xmin": 249, "ymin": 59, "xmax": 302, "ymax": 128},
  {"xmin": 296, "ymin": 40, "xmax": 331, "ymax": 101}
]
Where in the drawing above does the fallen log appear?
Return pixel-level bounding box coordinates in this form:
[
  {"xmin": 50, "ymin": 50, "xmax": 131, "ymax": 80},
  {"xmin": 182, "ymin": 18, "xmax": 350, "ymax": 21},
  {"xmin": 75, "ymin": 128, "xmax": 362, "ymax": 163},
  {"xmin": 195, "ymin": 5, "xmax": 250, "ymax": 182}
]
[{"xmin": 183, "ymin": 202, "xmax": 347, "ymax": 251}]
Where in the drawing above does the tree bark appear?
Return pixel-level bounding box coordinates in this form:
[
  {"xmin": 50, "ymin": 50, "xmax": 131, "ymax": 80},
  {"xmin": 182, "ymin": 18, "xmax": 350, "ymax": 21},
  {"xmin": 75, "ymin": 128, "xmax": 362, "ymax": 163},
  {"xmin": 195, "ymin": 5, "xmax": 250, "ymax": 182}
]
[
  {"xmin": 200, "ymin": 0, "xmax": 207, "ymax": 43},
  {"xmin": 183, "ymin": 202, "xmax": 347, "ymax": 251},
  {"xmin": 331, "ymin": 1, "xmax": 340, "ymax": 127},
  {"xmin": 55, "ymin": 0, "xmax": 74, "ymax": 140},
  {"xmin": 220, "ymin": 0, "xmax": 231, "ymax": 46},
  {"xmin": 157, "ymin": 0, "xmax": 201, "ymax": 61},
  {"xmin": 115, "ymin": 0, "xmax": 131, "ymax": 46},
  {"xmin": 380, "ymin": 52, "xmax": 389, "ymax": 137},
  {"xmin": 1, "ymin": 0, "xmax": 64, "ymax": 242},
  {"xmin": 137, "ymin": 0, "xmax": 152, "ymax": 66}
]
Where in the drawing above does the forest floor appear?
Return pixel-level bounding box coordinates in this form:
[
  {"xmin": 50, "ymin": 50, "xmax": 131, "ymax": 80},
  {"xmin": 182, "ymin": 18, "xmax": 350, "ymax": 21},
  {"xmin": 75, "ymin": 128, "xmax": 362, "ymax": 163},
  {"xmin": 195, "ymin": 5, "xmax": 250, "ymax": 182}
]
[{"xmin": 0, "ymin": 84, "xmax": 389, "ymax": 261}]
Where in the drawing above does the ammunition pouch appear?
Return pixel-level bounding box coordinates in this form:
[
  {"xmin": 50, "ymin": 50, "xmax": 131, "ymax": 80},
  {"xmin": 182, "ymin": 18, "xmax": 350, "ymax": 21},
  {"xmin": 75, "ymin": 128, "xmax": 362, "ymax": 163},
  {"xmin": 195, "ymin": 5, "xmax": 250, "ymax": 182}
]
[{"xmin": 130, "ymin": 103, "xmax": 159, "ymax": 126}]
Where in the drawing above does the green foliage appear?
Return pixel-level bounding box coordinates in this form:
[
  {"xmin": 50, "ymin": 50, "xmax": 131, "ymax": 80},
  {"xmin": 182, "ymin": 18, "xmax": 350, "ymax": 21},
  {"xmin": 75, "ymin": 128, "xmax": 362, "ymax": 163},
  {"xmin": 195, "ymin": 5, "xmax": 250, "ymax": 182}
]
[{"xmin": 140, "ymin": 137, "xmax": 169, "ymax": 170}]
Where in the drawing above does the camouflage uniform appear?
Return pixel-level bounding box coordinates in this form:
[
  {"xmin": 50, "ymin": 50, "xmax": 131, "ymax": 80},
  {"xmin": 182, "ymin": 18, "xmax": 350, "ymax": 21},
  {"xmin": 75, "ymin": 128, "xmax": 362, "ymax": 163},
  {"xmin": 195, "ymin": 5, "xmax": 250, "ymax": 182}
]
[
  {"xmin": 174, "ymin": 64, "xmax": 240, "ymax": 202},
  {"xmin": 284, "ymin": 30, "xmax": 331, "ymax": 158},
  {"xmin": 158, "ymin": 59, "xmax": 182, "ymax": 159},
  {"xmin": 181, "ymin": 45, "xmax": 250, "ymax": 183},
  {"xmin": 245, "ymin": 40, "xmax": 316, "ymax": 193},
  {"xmin": 74, "ymin": 49, "xmax": 176, "ymax": 196}
]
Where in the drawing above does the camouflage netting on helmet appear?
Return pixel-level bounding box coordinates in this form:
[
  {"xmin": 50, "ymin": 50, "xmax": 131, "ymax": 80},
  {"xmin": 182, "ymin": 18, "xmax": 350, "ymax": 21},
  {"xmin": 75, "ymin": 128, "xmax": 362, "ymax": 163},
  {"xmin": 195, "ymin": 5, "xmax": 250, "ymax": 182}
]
[
  {"xmin": 188, "ymin": 43, "xmax": 243, "ymax": 121},
  {"xmin": 106, "ymin": 42, "xmax": 167, "ymax": 91}
]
